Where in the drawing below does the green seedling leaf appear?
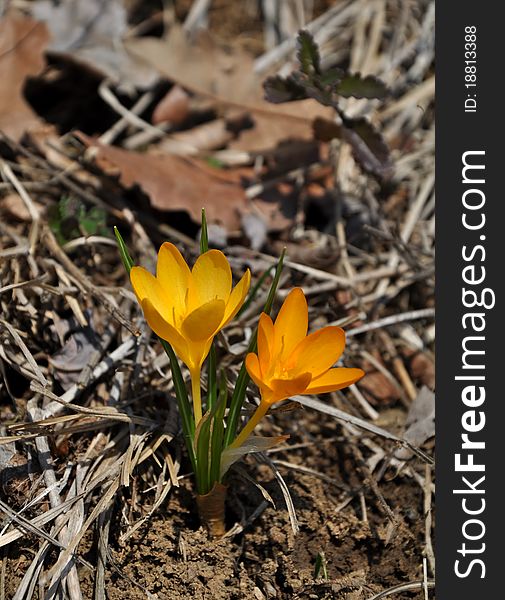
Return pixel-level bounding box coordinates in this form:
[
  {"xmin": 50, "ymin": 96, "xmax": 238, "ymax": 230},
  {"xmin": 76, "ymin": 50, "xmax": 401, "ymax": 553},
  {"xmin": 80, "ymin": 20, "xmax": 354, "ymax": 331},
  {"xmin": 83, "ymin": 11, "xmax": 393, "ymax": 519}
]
[
  {"xmin": 263, "ymin": 74, "xmax": 307, "ymax": 104},
  {"xmin": 200, "ymin": 208, "xmax": 209, "ymax": 254},
  {"xmin": 297, "ymin": 30, "xmax": 320, "ymax": 76},
  {"xmin": 195, "ymin": 409, "xmax": 213, "ymax": 494},
  {"xmin": 207, "ymin": 345, "xmax": 217, "ymax": 412},
  {"xmin": 334, "ymin": 72, "xmax": 388, "ymax": 100},
  {"xmin": 314, "ymin": 551, "xmax": 329, "ymax": 580},
  {"xmin": 209, "ymin": 372, "xmax": 228, "ymax": 485},
  {"xmin": 114, "ymin": 227, "xmax": 135, "ymax": 274},
  {"xmin": 237, "ymin": 264, "xmax": 275, "ymax": 317},
  {"xmin": 340, "ymin": 114, "xmax": 393, "ymax": 180}
]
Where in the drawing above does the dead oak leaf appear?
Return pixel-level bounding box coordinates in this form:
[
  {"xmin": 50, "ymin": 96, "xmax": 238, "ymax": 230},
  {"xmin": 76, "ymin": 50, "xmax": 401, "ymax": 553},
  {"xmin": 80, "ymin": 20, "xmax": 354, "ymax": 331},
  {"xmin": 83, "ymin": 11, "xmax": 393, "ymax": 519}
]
[
  {"xmin": 79, "ymin": 134, "xmax": 247, "ymax": 229},
  {"xmin": 125, "ymin": 25, "xmax": 333, "ymax": 152},
  {"xmin": 0, "ymin": 13, "xmax": 50, "ymax": 141}
]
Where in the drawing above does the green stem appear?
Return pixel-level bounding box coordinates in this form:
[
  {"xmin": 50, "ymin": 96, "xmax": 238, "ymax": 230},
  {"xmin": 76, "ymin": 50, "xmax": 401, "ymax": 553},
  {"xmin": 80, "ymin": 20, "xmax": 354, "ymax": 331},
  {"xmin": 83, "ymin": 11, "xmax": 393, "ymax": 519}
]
[
  {"xmin": 191, "ymin": 368, "xmax": 203, "ymax": 424},
  {"xmin": 229, "ymin": 402, "xmax": 269, "ymax": 449}
]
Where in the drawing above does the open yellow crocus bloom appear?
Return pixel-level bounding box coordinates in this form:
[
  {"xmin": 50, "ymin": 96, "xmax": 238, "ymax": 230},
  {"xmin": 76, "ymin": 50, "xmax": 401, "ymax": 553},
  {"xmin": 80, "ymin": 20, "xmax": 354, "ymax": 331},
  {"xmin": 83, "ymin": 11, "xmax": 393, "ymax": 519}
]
[
  {"xmin": 232, "ymin": 287, "xmax": 364, "ymax": 447},
  {"xmin": 130, "ymin": 243, "xmax": 250, "ymax": 422}
]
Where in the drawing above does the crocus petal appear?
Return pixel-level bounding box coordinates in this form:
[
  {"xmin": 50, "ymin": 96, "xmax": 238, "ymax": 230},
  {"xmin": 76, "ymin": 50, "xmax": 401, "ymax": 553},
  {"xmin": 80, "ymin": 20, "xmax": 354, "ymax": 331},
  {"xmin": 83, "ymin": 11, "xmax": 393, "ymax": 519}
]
[
  {"xmin": 257, "ymin": 313, "xmax": 274, "ymax": 376},
  {"xmin": 268, "ymin": 372, "xmax": 312, "ymax": 404},
  {"xmin": 288, "ymin": 326, "xmax": 346, "ymax": 378},
  {"xmin": 181, "ymin": 298, "xmax": 226, "ymax": 342},
  {"xmin": 187, "ymin": 337, "xmax": 213, "ymax": 371},
  {"xmin": 220, "ymin": 269, "xmax": 251, "ymax": 328},
  {"xmin": 187, "ymin": 249, "xmax": 232, "ymax": 310},
  {"xmin": 273, "ymin": 287, "xmax": 308, "ymax": 360},
  {"xmin": 245, "ymin": 353, "xmax": 272, "ymax": 391},
  {"xmin": 140, "ymin": 298, "xmax": 189, "ymax": 363},
  {"xmin": 131, "ymin": 267, "xmax": 172, "ymax": 324},
  {"xmin": 305, "ymin": 367, "xmax": 365, "ymax": 394},
  {"xmin": 156, "ymin": 242, "xmax": 191, "ymax": 317}
]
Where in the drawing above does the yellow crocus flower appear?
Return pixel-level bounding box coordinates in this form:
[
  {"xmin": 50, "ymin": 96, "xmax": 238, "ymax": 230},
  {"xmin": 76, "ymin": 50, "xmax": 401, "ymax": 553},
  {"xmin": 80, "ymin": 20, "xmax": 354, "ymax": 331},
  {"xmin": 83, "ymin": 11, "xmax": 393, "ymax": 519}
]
[
  {"xmin": 130, "ymin": 242, "xmax": 250, "ymax": 422},
  {"xmin": 231, "ymin": 287, "xmax": 364, "ymax": 447}
]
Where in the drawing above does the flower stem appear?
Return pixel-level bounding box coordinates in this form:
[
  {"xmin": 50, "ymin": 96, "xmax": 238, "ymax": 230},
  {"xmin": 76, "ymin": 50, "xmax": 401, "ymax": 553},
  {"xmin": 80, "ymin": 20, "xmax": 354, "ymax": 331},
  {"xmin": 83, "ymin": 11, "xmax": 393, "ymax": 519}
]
[
  {"xmin": 191, "ymin": 368, "xmax": 203, "ymax": 424},
  {"xmin": 229, "ymin": 402, "xmax": 269, "ymax": 448}
]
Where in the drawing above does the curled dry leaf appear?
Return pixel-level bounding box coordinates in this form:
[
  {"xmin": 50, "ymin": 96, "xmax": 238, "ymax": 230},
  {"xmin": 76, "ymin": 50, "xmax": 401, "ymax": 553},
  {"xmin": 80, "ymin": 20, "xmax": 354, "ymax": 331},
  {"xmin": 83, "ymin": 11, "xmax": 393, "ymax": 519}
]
[
  {"xmin": 152, "ymin": 85, "xmax": 191, "ymax": 126},
  {"xmin": 78, "ymin": 133, "xmax": 247, "ymax": 230},
  {"xmin": 0, "ymin": 13, "xmax": 50, "ymax": 141}
]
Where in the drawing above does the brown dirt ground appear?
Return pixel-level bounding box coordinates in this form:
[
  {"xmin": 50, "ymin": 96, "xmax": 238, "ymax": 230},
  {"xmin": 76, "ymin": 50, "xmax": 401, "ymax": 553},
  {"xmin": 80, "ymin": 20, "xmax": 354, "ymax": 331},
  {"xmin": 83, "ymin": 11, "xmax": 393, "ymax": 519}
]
[{"xmin": 5, "ymin": 408, "xmax": 430, "ymax": 599}]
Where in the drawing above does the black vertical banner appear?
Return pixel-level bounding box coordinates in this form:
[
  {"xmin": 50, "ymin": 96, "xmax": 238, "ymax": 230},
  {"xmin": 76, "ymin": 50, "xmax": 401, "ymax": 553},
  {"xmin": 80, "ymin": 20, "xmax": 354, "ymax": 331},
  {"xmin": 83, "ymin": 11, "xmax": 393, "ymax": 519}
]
[{"xmin": 437, "ymin": 3, "xmax": 502, "ymax": 598}]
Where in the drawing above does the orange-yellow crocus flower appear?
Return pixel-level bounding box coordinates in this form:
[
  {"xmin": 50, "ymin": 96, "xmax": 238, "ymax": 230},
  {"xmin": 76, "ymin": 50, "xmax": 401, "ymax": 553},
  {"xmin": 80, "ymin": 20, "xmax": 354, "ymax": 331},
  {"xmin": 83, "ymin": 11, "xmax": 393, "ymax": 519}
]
[
  {"xmin": 231, "ymin": 287, "xmax": 364, "ymax": 447},
  {"xmin": 130, "ymin": 243, "xmax": 250, "ymax": 423}
]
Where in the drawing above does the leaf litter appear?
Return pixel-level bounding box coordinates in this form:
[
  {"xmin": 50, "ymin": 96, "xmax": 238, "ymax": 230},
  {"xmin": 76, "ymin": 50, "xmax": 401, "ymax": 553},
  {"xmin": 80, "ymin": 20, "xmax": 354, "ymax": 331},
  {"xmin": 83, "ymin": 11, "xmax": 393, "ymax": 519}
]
[{"xmin": 0, "ymin": 1, "xmax": 435, "ymax": 599}]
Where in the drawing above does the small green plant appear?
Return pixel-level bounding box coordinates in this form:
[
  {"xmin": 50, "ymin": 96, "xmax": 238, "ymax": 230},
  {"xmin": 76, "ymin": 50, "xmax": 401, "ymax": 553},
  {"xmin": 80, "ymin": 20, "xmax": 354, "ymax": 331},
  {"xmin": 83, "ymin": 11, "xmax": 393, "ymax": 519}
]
[
  {"xmin": 264, "ymin": 30, "xmax": 392, "ymax": 179},
  {"xmin": 115, "ymin": 211, "xmax": 364, "ymax": 536},
  {"xmin": 314, "ymin": 551, "xmax": 329, "ymax": 581},
  {"xmin": 49, "ymin": 196, "xmax": 108, "ymax": 244}
]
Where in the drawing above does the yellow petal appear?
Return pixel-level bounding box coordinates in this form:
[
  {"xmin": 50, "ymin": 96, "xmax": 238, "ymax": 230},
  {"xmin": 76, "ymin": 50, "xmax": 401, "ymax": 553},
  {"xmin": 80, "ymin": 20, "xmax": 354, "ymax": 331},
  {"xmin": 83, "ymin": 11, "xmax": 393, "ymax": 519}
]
[
  {"xmin": 221, "ymin": 269, "xmax": 251, "ymax": 327},
  {"xmin": 306, "ymin": 367, "xmax": 365, "ymax": 394},
  {"xmin": 187, "ymin": 249, "xmax": 232, "ymax": 310},
  {"xmin": 257, "ymin": 313, "xmax": 274, "ymax": 376},
  {"xmin": 273, "ymin": 287, "xmax": 308, "ymax": 360},
  {"xmin": 156, "ymin": 242, "xmax": 191, "ymax": 317},
  {"xmin": 288, "ymin": 326, "xmax": 345, "ymax": 378},
  {"xmin": 245, "ymin": 353, "xmax": 272, "ymax": 391},
  {"xmin": 268, "ymin": 372, "xmax": 312, "ymax": 404},
  {"xmin": 140, "ymin": 298, "xmax": 190, "ymax": 363},
  {"xmin": 187, "ymin": 337, "xmax": 213, "ymax": 371},
  {"xmin": 181, "ymin": 298, "xmax": 226, "ymax": 342},
  {"xmin": 131, "ymin": 267, "xmax": 172, "ymax": 324}
]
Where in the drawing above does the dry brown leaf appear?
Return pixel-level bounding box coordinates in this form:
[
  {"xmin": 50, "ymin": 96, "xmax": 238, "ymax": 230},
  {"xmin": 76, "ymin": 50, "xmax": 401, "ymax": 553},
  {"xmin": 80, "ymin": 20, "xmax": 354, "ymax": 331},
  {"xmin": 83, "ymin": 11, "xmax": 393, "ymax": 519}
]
[
  {"xmin": 152, "ymin": 85, "xmax": 191, "ymax": 125},
  {"xmin": 79, "ymin": 134, "xmax": 247, "ymax": 229},
  {"xmin": 0, "ymin": 13, "xmax": 50, "ymax": 141},
  {"xmin": 160, "ymin": 119, "xmax": 233, "ymax": 154},
  {"xmin": 125, "ymin": 26, "xmax": 333, "ymax": 152},
  {"xmin": 359, "ymin": 371, "xmax": 401, "ymax": 404},
  {"xmin": 409, "ymin": 352, "xmax": 435, "ymax": 390}
]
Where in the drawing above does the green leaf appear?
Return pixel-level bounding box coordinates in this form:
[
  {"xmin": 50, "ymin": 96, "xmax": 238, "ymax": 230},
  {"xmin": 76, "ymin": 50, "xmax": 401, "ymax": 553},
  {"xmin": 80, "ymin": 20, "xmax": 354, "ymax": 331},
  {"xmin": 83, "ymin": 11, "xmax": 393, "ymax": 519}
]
[
  {"xmin": 314, "ymin": 551, "xmax": 329, "ymax": 580},
  {"xmin": 209, "ymin": 372, "xmax": 228, "ymax": 485},
  {"xmin": 334, "ymin": 73, "xmax": 388, "ymax": 100},
  {"xmin": 223, "ymin": 248, "xmax": 286, "ymax": 447},
  {"xmin": 114, "ymin": 227, "xmax": 134, "ymax": 274},
  {"xmin": 200, "ymin": 208, "xmax": 209, "ymax": 254},
  {"xmin": 340, "ymin": 114, "xmax": 393, "ymax": 180},
  {"xmin": 237, "ymin": 264, "xmax": 275, "ymax": 318},
  {"xmin": 194, "ymin": 409, "xmax": 213, "ymax": 494},
  {"xmin": 297, "ymin": 30, "xmax": 320, "ymax": 76},
  {"xmin": 206, "ymin": 345, "xmax": 217, "ymax": 412},
  {"xmin": 160, "ymin": 339, "xmax": 196, "ymax": 472},
  {"xmin": 263, "ymin": 75, "xmax": 307, "ymax": 104}
]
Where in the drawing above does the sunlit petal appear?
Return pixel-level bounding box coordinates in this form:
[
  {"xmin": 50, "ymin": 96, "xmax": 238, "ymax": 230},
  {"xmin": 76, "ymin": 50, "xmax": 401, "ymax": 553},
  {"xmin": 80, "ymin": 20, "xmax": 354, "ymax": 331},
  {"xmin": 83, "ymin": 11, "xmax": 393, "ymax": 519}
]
[
  {"xmin": 273, "ymin": 287, "xmax": 308, "ymax": 360},
  {"xmin": 156, "ymin": 242, "xmax": 191, "ymax": 316},
  {"xmin": 245, "ymin": 353, "xmax": 272, "ymax": 391},
  {"xmin": 187, "ymin": 249, "xmax": 232, "ymax": 309},
  {"xmin": 269, "ymin": 372, "xmax": 312, "ymax": 404},
  {"xmin": 131, "ymin": 267, "xmax": 172, "ymax": 324},
  {"xmin": 221, "ymin": 269, "xmax": 251, "ymax": 327},
  {"xmin": 306, "ymin": 367, "xmax": 365, "ymax": 394},
  {"xmin": 257, "ymin": 313, "xmax": 274, "ymax": 376},
  {"xmin": 188, "ymin": 337, "xmax": 214, "ymax": 371},
  {"xmin": 181, "ymin": 299, "xmax": 226, "ymax": 342},
  {"xmin": 288, "ymin": 326, "xmax": 345, "ymax": 378},
  {"xmin": 141, "ymin": 298, "xmax": 189, "ymax": 362}
]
